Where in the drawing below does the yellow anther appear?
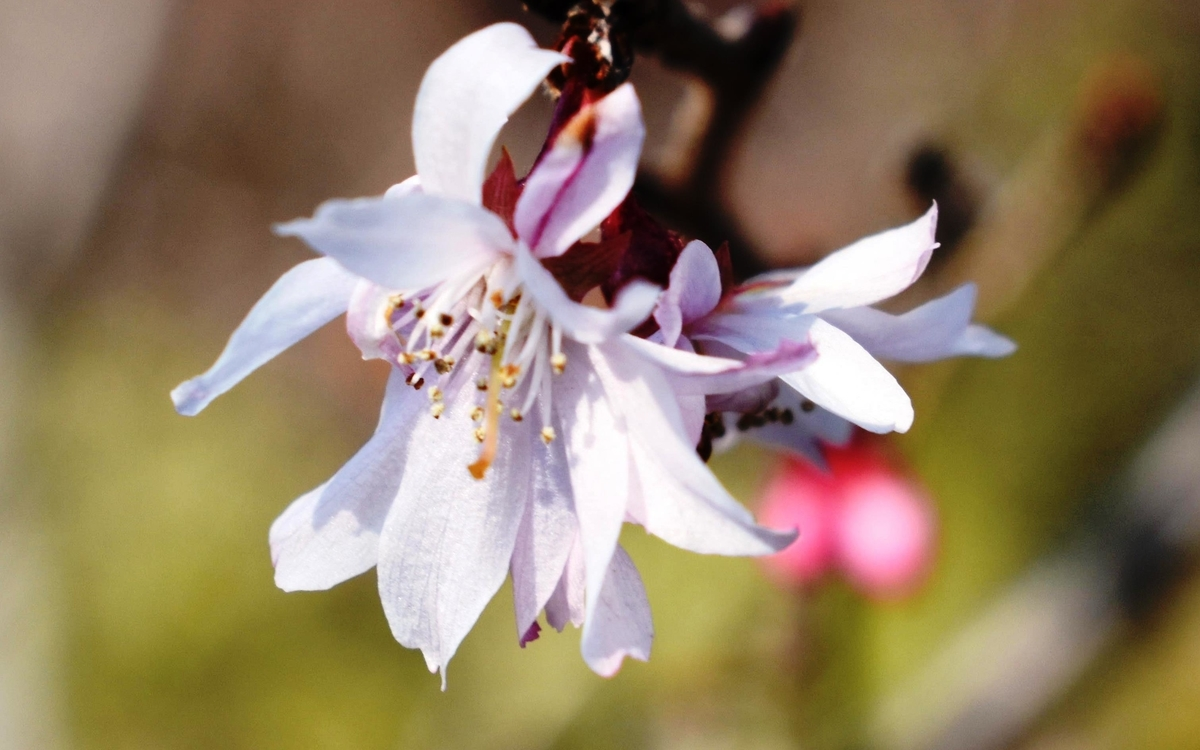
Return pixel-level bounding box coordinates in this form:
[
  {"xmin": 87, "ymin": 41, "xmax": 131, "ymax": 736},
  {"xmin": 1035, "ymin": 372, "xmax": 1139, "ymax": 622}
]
[
  {"xmin": 550, "ymin": 353, "xmax": 567, "ymax": 374},
  {"xmin": 418, "ymin": 349, "xmax": 436, "ymax": 361},
  {"xmin": 429, "ymin": 324, "xmax": 445, "ymax": 339},
  {"xmin": 476, "ymin": 378, "xmax": 489, "ymax": 391},
  {"xmin": 473, "ymin": 427, "xmax": 486, "ymax": 443},
  {"xmin": 414, "ymin": 305, "xmax": 426, "ymax": 319},
  {"xmin": 397, "ymin": 352, "xmax": 416, "ymax": 365},
  {"xmin": 388, "ymin": 294, "xmax": 405, "ymax": 308},
  {"xmin": 430, "ymin": 403, "xmax": 445, "ymax": 419},
  {"xmin": 470, "ymin": 406, "xmax": 485, "ymax": 422},
  {"xmin": 540, "ymin": 426, "xmax": 557, "ymax": 444},
  {"xmin": 510, "ymin": 409, "xmax": 524, "ymax": 422},
  {"xmin": 489, "ymin": 291, "xmax": 504, "ymax": 308},
  {"xmin": 434, "ymin": 358, "xmax": 454, "ymax": 374},
  {"xmin": 428, "ymin": 387, "xmax": 443, "ymax": 402}
]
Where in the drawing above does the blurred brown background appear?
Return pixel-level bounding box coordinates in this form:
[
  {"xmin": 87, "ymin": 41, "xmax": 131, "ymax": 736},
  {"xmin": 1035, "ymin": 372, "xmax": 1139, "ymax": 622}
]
[{"xmin": 3, "ymin": 0, "xmax": 1200, "ymax": 748}]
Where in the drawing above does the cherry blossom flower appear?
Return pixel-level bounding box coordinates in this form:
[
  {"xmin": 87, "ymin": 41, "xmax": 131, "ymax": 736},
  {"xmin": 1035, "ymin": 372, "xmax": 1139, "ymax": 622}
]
[
  {"xmin": 646, "ymin": 208, "xmax": 1016, "ymax": 461},
  {"xmin": 171, "ymin": 23, "xmax": 803, "ymax": 685},
  {"xmin": 758, "ymin": 442, "xmax": 936, "ymax": 599}
]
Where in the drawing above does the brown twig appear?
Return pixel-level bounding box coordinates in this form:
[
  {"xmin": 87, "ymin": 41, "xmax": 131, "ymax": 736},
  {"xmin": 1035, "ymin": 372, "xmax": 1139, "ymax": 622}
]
[{"xmin": 524, "ymin": 0, "xmax": 799, "ymax": 280}]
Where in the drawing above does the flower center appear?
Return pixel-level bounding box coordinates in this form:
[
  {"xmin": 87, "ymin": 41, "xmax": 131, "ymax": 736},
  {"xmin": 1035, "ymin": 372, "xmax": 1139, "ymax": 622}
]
[{"xmin": 388, "ymin": 265, "xmax": 566, "ymax": 480}]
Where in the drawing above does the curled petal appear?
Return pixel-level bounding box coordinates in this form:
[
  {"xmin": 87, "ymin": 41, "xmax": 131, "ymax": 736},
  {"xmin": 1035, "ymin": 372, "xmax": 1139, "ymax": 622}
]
[
  {"xmin": 515, "ymin": 240, "xmax": 659, "ymax": 344},
  {"xmin": 171, "ymin": 257, "xmax": 357, "ymax": 416},
  {"xmin": 654, "ymin": 240, "xmax": 723, "ymax": 347},
  {"xmin": 621, "ymin": 334, "xmax": 816, "ymax": 396},
  {"xmin": 779, "ymin": 319, "xmax": 914, "ymax": 434},
  {"xmin": 270, "ymin": 370, "xmax": 423, "ymax": 591},
  {"xmin": 515, "ymin": 83, "xmax": 645, "ymax": 257},
  {"xmin": 276, "ymin": 192, "xmax": 511, "ymax": 293},
  {"xmin": 580, "ymin": 545, "xmax": 652, "ymax": 677},
  {"xmin": 413, "ymin": 23, "xmax": 568, "ymax": 203},
  {"xmin": 820, "ymin": 283, "xmax": 1016, "ymax": 362},
  {"xmin": 346, "ymin": 281, "xmax": 401, "ymax": 361},
  {"xmin": 754, "ymin": 204, "xmax": 939, "ymax": 313}
]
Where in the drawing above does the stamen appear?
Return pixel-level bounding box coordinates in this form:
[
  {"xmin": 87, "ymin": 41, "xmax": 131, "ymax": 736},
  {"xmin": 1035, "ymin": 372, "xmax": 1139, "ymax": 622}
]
[
  {"xmin": 540, "ymin": 426, "xmax": 556, "ymax": 444},
  {"xmin": 398, "ymin": 352, "xmax": 416, "ymax": 366},
  {"xmin": 428, "ymin": 387, "xmax": 443, "ymax": 402},
  {"xmin": 473, "ymin": 427, "xmax": 486, "ymax": 443},
  {"xmin": 470, "ymin": 406, "xmax": 485, "ymax": 422},
  {"xmin": 510, "ymin": 409, "xmax": 523, "ymax": 422},
  {"xmin": 417, "ymin": 349, "xmax": 436, "ymax": 361},
  {"xmin": 429, "ymin": 324, "xmax": 445, "ymax": 339},
  {"xmin": 439, "ymin": 313, "xmax": 454, "ymax": 326},
  {"xmin": 476, "ymin": 378, "xmax": 488, "ymax": 391},
  {"xmin": 430, "ymin": 403, "xmax": 445, "ymax": 419},
  {"xmin": 475, "ymin": 330, "xmax": 497, "ymax": 354},
  {"xmin": 434, "ymin": 357, "xmax": 454, "ymax": 374},
  {"xmin": 550, "ymin": 353, "xmax": 567, "ymax": 375}
]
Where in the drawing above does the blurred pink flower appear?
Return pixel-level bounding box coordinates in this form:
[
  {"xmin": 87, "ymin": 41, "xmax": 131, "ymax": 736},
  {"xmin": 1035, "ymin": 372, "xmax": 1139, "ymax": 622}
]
[{"xmin": 758, "ymin": 441, "xmax": 935, "ymax": 599}]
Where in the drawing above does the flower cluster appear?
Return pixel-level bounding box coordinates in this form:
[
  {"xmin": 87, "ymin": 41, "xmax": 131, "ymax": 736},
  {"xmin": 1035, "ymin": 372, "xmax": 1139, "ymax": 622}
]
[{"xmin": 171, "ymin": 23, "xmax": 1012, "ymax": 686}]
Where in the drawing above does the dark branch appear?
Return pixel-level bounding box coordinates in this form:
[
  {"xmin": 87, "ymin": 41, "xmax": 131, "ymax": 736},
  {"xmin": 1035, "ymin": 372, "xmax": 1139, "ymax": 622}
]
[{"xmin": 524, "ymin": 0, "xmax": 799, "ymax": 280}]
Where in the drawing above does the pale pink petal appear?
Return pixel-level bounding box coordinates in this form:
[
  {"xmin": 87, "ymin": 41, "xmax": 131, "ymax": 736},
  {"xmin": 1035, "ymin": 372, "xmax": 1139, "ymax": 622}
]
[
  {"xmin": 171, "ymin": 257, "xmax": 357, "ymax": 416},
  {"xmin": 275, "ymin": 192, "xmax": 511, "ymax": 293},
  {"xmin": 514, "ymin": 240, "xmax": 659, "ymax": 343},
  {"xmin": 514, "ymin": 83, "xmax": 645, "ymax": 257},
  {"xmin": 654, "ymin": 240, "xmax": 723, "ymax": 347},
  {"xmin": 595, "ymin": 340, "xmax": 797, "ymax": 556},
  {"xmin": 346, "ymin": 280, "xmax": 401, "ymax": 361},
  {"xmin": 580, "ymin": 545, "xmax": 652, "ymax": 677},
  {"xmin": 383, "ymin": 174, "xmax": 421, "ymax": 199},
  {"xmin": 412, "ymin": 23, "xmax": 567, "ymax": 203},
  {"xmin": 270, "ymin": 370, "xmax": 423, "ymax": 591},
  {"xmin": 510, "ymin": 418, "xmax": 576, "ymax": 639},
  {"xmin": 557, "ymin": 341, "xmax": 632, "ymax": 648},
  {"xmin": 765, "ymin": 204, "xmax": 939, "ymax": 313},
  {"xmin": 779, "ymin": 319, "xmax": 914, "ymax": 434},
  {"xmin": 376, "ymin": 357, "xmax": 532, "ymax": 684},
  {"xmin": 819, "ymin": 283, "xmax": 1015, "ymax": 362},
  {"xmin": 620, "ymin": 334, "xmax": 816, "ymax": 396},
  {"xmin": 545, "ymin": 535, "xmax": 585, "ymax": 631}
]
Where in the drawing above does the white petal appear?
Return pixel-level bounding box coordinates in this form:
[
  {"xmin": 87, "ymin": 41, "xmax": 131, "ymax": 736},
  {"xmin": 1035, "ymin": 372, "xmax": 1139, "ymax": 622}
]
[
  {"xmin": 413, "ymin": 23, "xmax": 568, "ymax": 203},
  {"xmin": 580, "ymin": 545, "xmax": 652, "ymax": 677},
  {"xmin": 595, "ymin": 340, "xmax": 797, "ymax": 556},
  {"xmin": 346, "ymin": 280, "xmax": 400, "ymax": 361},
  {"xmin": 545, "ymin": 535, "xmax": 586, "ymax": 632},
  {"xmin": 765, "ymin": 204, "xmax": 939, "ymax": 313},
  {"xmin": 514, "ymin": 83, "xmax": 645, "ymax": 257},
  {"xmin": 557, "ymin": 341, "xmax": 632, "ymax": 648},
  {"xmin": 510, "ymin": 420, "xmax": 576, "ymax": 639},
  {"xmin": 383, "ymin": 174, "xmax": 421, "ymax": 199},
  {"xmin": 171, "ymin": 257, "xmax": 357, "ymax": 416},
  {"xmin": 819, "ymin": 283, "xmax": 1015, "ymax": 362},
  {"xmin": 515, "ymin": 240, "xmax": 659, "ymax": 343},
  {"xmin": 270, "ymin": 370, "xmax": 423, "ymax": 591},
  {"xmin": 376, "ymin": 359, "xmax": 532, "ymax": 683},
  {"xmin": 620, "ymin": 333, "xmax": 816, "ymax": 396},
  {"xmin": 275, "ymin": 192, "xmax": 511, "ymax": 293},
  {"xmin": 779, "ymin": 318, "xmax": 914, "ymax": 433},
  {"xmin": 654, "ymin": 240, "xmax": 723, "ymax": 347}
]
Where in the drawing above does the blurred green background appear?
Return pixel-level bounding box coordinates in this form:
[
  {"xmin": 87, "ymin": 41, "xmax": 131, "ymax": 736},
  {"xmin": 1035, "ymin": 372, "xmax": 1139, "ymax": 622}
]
[{"xmin": 3, "ymin": 0, "xmax": 1200, "ymax": 748}]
